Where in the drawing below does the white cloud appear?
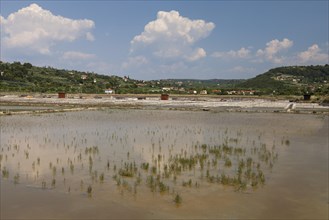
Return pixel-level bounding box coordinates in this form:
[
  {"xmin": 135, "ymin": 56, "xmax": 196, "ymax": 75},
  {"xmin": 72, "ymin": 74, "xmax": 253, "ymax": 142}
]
[
  {"xmin": 212, "ymin": 47, "xmax": 250, "ymax": 59},
  {"xmin": 131, "ymin": 10, "xmax": 214, "ymax": 45},
  {"xmin": 229, "ymin": 66, "xmax": 254, "ymax": 73},
  {"xmin": 130, "ymin": 10, "xmax": 214, "ymax": 62},
  {"xmin": 257, "ymin": 38, "xmax": 293, "ymax": 63},
  {"xmin": 86, "ymin": 32, "xmax": 95, "ymax": 41},
  {"xmin": 1, "ymin": 3, "xmax": 95, "ymax": 54},
  {"xmin": 122, "ymin": 56, "xmax": 148, "ymax": 69},
  {"xmin": 63, "ymin": 51, "xmax": 96, "ymax": 60},
  {"xmin": 0, "ymin": 15, "xmax": 5, "ymax": 24},
  {"xmin": 297, "ymin": 44, "xmax": 328, "ymax": 63},
  {"xmin": 186, "ymin": 48, "xmax": 206, "ymax": 61},
  {"xmin": 153, "ymin": 48, "xmax": 182, "ymax": 58}
]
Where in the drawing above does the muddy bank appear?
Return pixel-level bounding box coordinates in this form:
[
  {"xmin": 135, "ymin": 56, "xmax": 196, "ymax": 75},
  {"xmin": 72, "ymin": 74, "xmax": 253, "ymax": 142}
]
[{"xmin": 1, "ymin": 94, "xmax": 328, "ymax": 115}]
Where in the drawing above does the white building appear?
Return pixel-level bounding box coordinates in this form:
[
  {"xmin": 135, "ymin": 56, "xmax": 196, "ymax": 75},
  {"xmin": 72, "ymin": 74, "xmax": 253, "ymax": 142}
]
[
  {"xmin": 162, "ymin": 87, "xmax": 171, "ymax": 92},
  {"xmin": 105, "ymin": 88, "xmax": 115, "ymax": 94}
]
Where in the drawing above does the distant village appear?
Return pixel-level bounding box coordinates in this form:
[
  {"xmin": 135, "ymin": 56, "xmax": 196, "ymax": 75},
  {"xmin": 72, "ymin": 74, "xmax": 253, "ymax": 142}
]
[
  {"xmin": 1, "ymin": 61, "xmax": 328, "ymax": 96},
  {"xmin": 76, "ymin": 72, "xmax": 257, "ymax": 96}
]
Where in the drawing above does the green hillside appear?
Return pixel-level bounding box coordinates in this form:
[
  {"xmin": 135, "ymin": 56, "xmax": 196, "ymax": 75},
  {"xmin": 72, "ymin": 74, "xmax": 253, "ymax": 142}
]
[
  {"xmin": 1, "ymin": 61, "xmax": 328, "ymax": 95},
  {"xmin": 238, "ymin": 65, "xmax": 329, "ymax": 95},
  {"xmin": 0, "ymin": 61, "xmax": 140, "ymax": 93},
  {"xmin": 0, "ymin": 61, "xmax": 243, "ymax": 94}
]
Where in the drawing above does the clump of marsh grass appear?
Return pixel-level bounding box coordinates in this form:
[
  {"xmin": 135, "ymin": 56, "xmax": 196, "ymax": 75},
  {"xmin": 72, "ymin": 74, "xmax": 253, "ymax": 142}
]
[
  {"xmin": 174, "ymin": 193, "xmax": 182, "ymax": 206},
  {"xmin": 87, "ymin": 185, "xmax": 92, "ymax": 197},
  {"xmin": 2, "ymin": 167, "xmax": 9, "ymax": 178},
  {"xmin": 42, "ymin": 181, "xmax": 46, "ymax": 189},
  {"xmin": 140, "ymin": 162, "xmax": 149, "ymax": 171},
  {"xmin": 13, "ymin": 173, "xmax": 19, "ymax": 184},
  {"xmin": 99, "ymin": 173, "xmax": 105, "ymax": 183}
]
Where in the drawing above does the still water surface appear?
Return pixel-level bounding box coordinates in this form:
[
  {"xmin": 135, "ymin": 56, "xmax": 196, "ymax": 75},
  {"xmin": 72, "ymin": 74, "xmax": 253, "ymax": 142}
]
[{"xmin": 1, "ymin": 109, "xmax": 328, "ymax": 219}]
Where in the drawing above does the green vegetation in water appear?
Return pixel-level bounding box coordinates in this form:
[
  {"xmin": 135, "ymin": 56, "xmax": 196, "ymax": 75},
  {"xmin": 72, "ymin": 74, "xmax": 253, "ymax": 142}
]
[
  {"xmin": 2, "ymin": 167, "xmax": 9, "ymax": 178},
  {"xmin": 87, "ymin": 185, "xmax": 92, "ymax": 197},
  {"xmin": 140, "ymin": 162, "xmax": 149, "ymax": 171},
  {"xmin": 0, "ymin": 115, "xmax": 286, "ymax": 207},
  {"xmin": 85, "ymin": 146, "xmax": 99, "ymax": 155},
  {"xmin": 13, "ymin": 173, "xmax": 19, "ymax": 184},
  {"xmin": 42, "ymin": 181, "xmax": 46, "ymax": 189},
  {"xmin": 99, "ymin": 173, "xmax": 105, "ymax": 183},
  {"xmin": 174, "ymin": 193, "xmax": 182, "ymax": 206}
]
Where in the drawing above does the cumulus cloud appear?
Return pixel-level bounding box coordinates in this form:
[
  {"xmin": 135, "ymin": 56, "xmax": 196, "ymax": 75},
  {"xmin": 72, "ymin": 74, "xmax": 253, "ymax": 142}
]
[
  {"xmin": 131, "ymin": 10, "xmax": 215, "ymax": 45},
  {"xmin": 297, "ymin": 44, "xmax": 328, "ymax": 63},
  {"xmin": 0, "ymin": 15, "xmax": 5, "ymax": 24},
  {"xmin": 212, "ymin": 47, "xmax": 250, "ymax": 59},
  {"xmin": 63, "ymin": 51, "xmax": 96, "ymax": 60},
  {"xmin": 256, "ymin": 38, "xmax": 293, "ymax": 63},
  {"xmin": 186, "ymin": 48, "xmax": 207, "ymax": 61},
  {"xmin": 1, "ymin": 3, "xmax": 95, "ymax": 54},
  {"xmin": 130, "ymin": 10, "xmax": 214, "ymax": 62},
  {"xmin": 153, "ymin": 48, "xmax": 182, "ymax": 58}
]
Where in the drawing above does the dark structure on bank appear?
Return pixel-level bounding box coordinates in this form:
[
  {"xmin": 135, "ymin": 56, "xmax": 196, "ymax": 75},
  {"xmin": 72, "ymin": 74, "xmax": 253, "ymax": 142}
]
[
  {"xmin": 161, "ymin": 94, "xmax": 169, "ymax": 100},
  {"xmin": 58, "ymin": 92, "xmax": 66, "ymax": 98},
  {"xmin": 303, "ymin": 94, "xmax": 311, "ymax": 101}
]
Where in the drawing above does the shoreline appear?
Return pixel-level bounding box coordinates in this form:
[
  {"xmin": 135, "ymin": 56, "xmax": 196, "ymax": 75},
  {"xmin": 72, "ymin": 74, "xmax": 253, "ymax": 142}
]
[{"xmin": 1, "ymin": 94, "xmax": 328, "ymax": 115}]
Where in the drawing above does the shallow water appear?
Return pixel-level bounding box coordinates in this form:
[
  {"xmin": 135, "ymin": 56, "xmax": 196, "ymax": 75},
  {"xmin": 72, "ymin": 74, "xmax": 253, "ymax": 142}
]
[{"xmin": 1, "ymin": 109, "xmax": 328, "ymax": 219}]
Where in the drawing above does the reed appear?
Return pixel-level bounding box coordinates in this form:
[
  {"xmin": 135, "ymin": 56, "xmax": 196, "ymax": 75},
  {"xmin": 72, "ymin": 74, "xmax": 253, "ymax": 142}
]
[
  {"xmin": 99, "ymin": 173, "xmax": 105, "ymax": 183},
  {"xmin": 87, "ymin": 185, "xmax": 92, "ymax": 196},
  {"xmin": 13, "ymin": 173, "xmax": 19, "ymax": 184},
  {"xmin": 174, "ymin": 193, "xmax": 182, "ymax": 206},
  {"xmin": 2, "ymin": 167, "xmax": 9, "ymax": 178}
]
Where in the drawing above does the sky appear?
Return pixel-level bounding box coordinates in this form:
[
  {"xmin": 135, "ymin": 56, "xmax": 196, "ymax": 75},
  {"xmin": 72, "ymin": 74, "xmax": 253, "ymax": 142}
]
[{"xmin": 0, "ymin": 0, "xmax": 328, "ymax": 80}]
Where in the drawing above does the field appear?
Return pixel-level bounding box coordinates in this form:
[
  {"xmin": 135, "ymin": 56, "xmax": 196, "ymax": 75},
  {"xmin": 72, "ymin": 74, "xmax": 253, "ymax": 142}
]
[{"xmin": 1, "ymin": 109, "xmax": 328, "ymax": 219}]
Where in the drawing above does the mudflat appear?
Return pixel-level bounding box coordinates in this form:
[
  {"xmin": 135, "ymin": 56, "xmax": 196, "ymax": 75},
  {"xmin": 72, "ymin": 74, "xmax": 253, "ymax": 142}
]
[{"xmin": 1, "ymin": 109, "xmax": 328, "ymax": 219}]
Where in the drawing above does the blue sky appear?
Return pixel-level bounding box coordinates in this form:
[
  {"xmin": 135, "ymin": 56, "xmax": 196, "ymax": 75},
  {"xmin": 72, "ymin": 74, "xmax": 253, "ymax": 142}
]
[{"xmin": 1, "ymin": 0, "xmax": 328, "ymax": 80}]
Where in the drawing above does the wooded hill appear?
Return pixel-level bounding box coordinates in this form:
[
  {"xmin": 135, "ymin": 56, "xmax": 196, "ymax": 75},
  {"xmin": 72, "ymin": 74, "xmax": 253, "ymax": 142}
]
[
  {"xmin": 0, "ymin": 61, "xmax": 328, "ymax": 95},
  {"xmin": 237, "ymin": 65, "xmax": 329, "ymax": 95}
]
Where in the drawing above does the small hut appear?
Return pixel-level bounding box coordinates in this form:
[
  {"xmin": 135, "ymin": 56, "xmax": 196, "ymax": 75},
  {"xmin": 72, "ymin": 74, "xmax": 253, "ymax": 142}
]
[
  {"xmin": 161, "ymin": 94, "xmax": 169, "ymax": 100},
  {"xmin": 58, "ymin": 92, "xmax": 66, "ymax": 98},
  {"xmin": 303, "ymin": 94, "xmax": 311, "ymax": 101}
]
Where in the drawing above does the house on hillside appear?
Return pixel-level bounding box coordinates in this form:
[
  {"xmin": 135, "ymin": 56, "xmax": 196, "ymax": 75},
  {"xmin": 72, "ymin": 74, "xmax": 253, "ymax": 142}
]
[
  {"xmin": 105, "ymin": 88, "xmax": 115, "ymax": 94},
  {"xmin": 239, "ymin": 90, "xmax": 255, "ymax": 95},
  {"xmin": 200, "ymin": 90, "xmax": 208, "ymax": 95},
  {"xmin": 123, "ymin": 76, "xmax": 129, "ymax": 82},
  {"xmin": 137, "ymin": 83, "xmax": 146, "ymax": 87},
  {"xmin": 162, "ymin": 87, "xmax": 172, "ymax": 92},
  {"xmin": 226, "ymin": 90, "xmax": 237, "ymax": 95}
]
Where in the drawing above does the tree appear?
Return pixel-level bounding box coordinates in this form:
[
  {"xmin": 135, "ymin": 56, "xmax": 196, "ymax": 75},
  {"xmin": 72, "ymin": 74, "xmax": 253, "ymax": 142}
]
[{"xmin": 23, "ymin": 63, "xmax": 33, "ymax": 69}]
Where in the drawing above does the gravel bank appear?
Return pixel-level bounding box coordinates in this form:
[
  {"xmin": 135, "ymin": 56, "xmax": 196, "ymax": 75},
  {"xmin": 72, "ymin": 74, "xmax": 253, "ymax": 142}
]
[{"xmin": 1, "ymin": 94, "xmax": 328, "ymax": 115}]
